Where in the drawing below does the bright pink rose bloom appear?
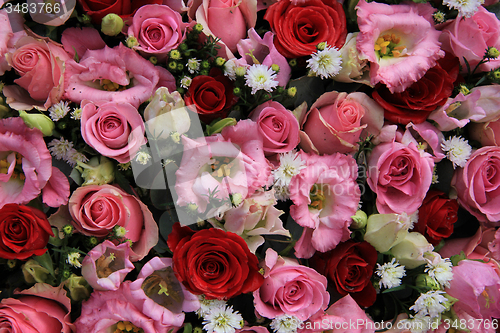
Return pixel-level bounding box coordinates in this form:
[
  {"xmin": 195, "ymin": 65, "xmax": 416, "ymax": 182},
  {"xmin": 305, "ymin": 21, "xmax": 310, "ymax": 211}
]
[
  {"xmin": 299, "ymin": 91, "xmax": 384, "ymax": 154},
  {"xmin": 81, "ymin": 240, "xmax": 135, "ymax": 291},
  {"xmin": 64, "ymin": 43, "xmax": 175, "ymax": 108},
  {"xmin": 367, "ymin": 141, "xmax": 434, "ymax": 215},
  {"xmin": 356, "ymin": 0, "xmax": 444, "ymax": 93},
  {"xmin": 451, "ymin": 146, "xmax": 500, "ymax": 225},
  {"xmin": 289, "ymin": 151, "xmax": 360, "ymax": 259},
  {"xmin": 189, "ymin": 0, "xmax": 257, "ymax": 53},
  {"xmin": 128, "ymin": 257, "xmax": 200, "ymax": 327},
  {"xmin": 253, "ymin": 248, "xmax": 329, "ymax": 321},
  {"xmin": 439, "ymin": 6, "xmax": 500, "ymax": 74},
  {"xmin": 75, "ymin": 281, "xmax": 181, "ymax": 333},
  {"xmin": 81, "ymin": 100, "xmax": 146, "ymax": 163},
  {"xmin": 249, "ymin": 101, "xmax": 299, "ymax": 156},
  {"xmin": 445, "ymin": 260, "xmax": 500, "ymax": 321},
  {"xmin": 0, "ymin": 117, "xmax": 69, "ymax": 209},
  {"xmin": 128, "ymin": 4, "xmax": 188, "ymax": 61},
  {"xmin": 4, "ymin": 36, "xmax": 69, "ymax": 111},
  {"xmin": 68, "ymin": 184, "xmax": 158, "ymax": 261},
  {"xmin": 0, "ymin": 283, "xmax": 73, "ymax": 333},
  {"xmin": 175, "ymin": 120, "xmax": 271, "ymax": 214}
]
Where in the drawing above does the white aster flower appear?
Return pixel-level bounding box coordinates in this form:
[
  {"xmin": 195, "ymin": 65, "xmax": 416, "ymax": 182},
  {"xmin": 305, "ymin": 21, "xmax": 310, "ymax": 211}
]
[
  {"xmin": 272, "ymin": 151, "xmax": 306, "ymax": 187},
  {"xmin": 307, "ymin": 44, "xmax": 342, "ymax": 79},
  {"xmin": 245, "ymin": 64, "xmax": 279, "ymax": 94},
  {"xmin": 270, "ymin": 315, "xmax": 302, "ymax": 333},
  {"xmin": 48, "ymin": 101, "xmax": 70, "ymax": 121},
  {"xmin": 202, "ymin": 305, "xmax": 243, "ymax": 333},
  {"xmin": 443, "ymin": 0, "xmax": 484, "ymax": 17},
  {"xmin": 187, "ymin": 58, "xmax": 201, "ymax": 74},
  {"xmin": 135, "ymin": 151, "xmax": 151, "ymax": 165},
  {"xmin": 376, "ymin": 258, "xmax": 406, "ymax": 289},
  {"xmin": 66, "ymin": 149, "xmax": 88, "ymax": 167},
  {"xmin": 441, "ymin": 136, "xmax": 472, "ymax": 168},
  {"xmin": 223, "ymin": 59, "xmax": 238, "ymax": 80},
  {"xmin": 66, "ymin": 252, "xmax": 82, "ymax": 268},
  {"xmin": 425, "ymin": 256, "xmax": 454, "ymax": 288},
  {"xmin": 410, "ymin": 290, "xmax": 449, "ymax": 318},
  {"xmin": 180, "ymin": 76, "xmax": 192, "ymax": 89},
  {"xmin": 196, "ymin": 295, "xmax": 227, "ymax": 318},
  {"xmin": 398, "ymin": 315, "xmax": 432, "ymax": 333},
  {"xmin": 48, "ymin": 137, "xmax": 74, "ymax": 160},
  {"xmin": 70, "ymin": 107, "xmax": 82, "ymax": 120}
]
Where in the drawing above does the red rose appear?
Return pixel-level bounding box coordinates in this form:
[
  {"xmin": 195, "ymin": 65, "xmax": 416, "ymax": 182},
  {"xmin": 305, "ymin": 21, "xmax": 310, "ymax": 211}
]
[
  {"xmin": 310, "ymin": 240, "xmax": 377, "ymax": 308},
  {"xmin": 184, "ymin": 71, "xmax": 236, "ymax": 123},
  {"xmin": 372, "ymin": 53, "xmax": 460, "ymax": 125},
  {"xmin": 264, "ymin": 0, "xmax": 347, "ymax": 59},
  {"xmin": 167, "ymin": 223, "xmax": 264, "ymax": 299},
  {"xmin": 414, "ymin": 190, "xmax": 459, "ymax": 246},
  {"xmin": 0, "ymin": 204, "xmax": 53, "ymax": 260},
  {"xmin": 77, "ymin": 0, "xmax": 162, "ymax": 24}
]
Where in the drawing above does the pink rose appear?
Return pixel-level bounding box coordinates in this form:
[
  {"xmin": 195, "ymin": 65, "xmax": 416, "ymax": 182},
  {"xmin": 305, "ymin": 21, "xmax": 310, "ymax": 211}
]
[
  {"xmin": 439, "ymin": 6, "xmax": 500, "ymax": 74},
  {"xmin": 189, "ymin": 0, "xmax": 257, "ymax": 53},
  {"xmin": 64, "ymin": 43, "xmax": 175, "ymax": 108},
  {"xmin": 451, "ymin": 146, "xmax": 500, "ymax": 225},
  {"xmin": 128, "ymin": 4, "xmax": 188, "ymax": 61},
  {"xmin": 253, "ymin": 248, "xmax": 329, "ymax": 321},
  {"xmin": 81, "ymin": 100, "xmax": 146, "ymax": 163},
  {"xmin": 469, "ymin": 117, "xmax": 500, "ymax": 146},
  {"xmin": 367, "ymin": 141, "xmax": 434, "ymax": 215},
  {"xmin": 4, "ymin": 36, "xmax": 69, "ymax": 111},
  {"xmin": 0, "ymin": 9, "xmax": 25, "ymax": 76},
  {"xmin": 68, "ymin": 184, "xmax": 158, "ymax": 261},
  {"xmin": 0, "ymin": 117, "xmax": 69, "ymax": 208},
  {"xmin": 250, "ymin": 101, "xmax": 299, "ymax": 156},
  {"xmin": 0, "ymin": 283, "xmax": 73, "ymax": 333},
  {"xmin": 299, "ymin": 91, "xmax": 384, "ymax": 155}
]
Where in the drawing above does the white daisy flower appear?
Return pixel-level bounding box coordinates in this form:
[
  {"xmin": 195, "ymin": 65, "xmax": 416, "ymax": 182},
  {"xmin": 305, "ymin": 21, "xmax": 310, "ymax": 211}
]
[
  {"xmin": 441, "ymin": 136, "xmax": 472, "ymax": 168},
  {"xmin": 410, "ymin": 290, "xmax": 450, "ymax": 318},
  {"xmin": 70, "ymin": 107, "xmax": 82, "ymax": 120},
  {"xmin": 396, "ymin": 211, "xmax": 419, "ymax": 230},
  {"xmin": 48, "ymin": 101, "xmax": 70, "ymax": 121},
  {"xmin": 66, "ymin": 252, "xmax": 82, "ymax": 268},
  {"xmin": 270, "ymin": 315, "xmax": 302, "ymax": 333},
  {"xmin": 187, "ymin": 58, "xmax": 201, "ymax": 74},
  {"xmin": 180, "ymin": 76, "xmax": 193, "ymax": 89},
  {"xmin": 307, "ymin": 44, "xmax": 343, "ymax": 79},
  {"xmin": 202, "ymin": 305, "xmax": 243, "ymax": 333},
  {"xmin": 273, "ymin": 184, "xmax": 291, "ymax": 202},
  {"xmin": 272, "ymin": 151, "xmax": 306, "ymax": 188},
  {"xmin": 48, "ymin": 138, "xmax": 74, "ymax": 160},
  {"xmin": 135, "ymin": 151, "xmax": 151, "ymax": 165},
  {"xmin": 398, "ymin": 315, "xmax": 432, "ymax": 333},
  {"xmin": 376, "ymin": 258, "xmax": 406, "ymax": 289},
  {"xmin": 196, "ymin": 295, "xmax": 227, "ymax": 318},
  {"xmin": 443, "ymin": 0, "xmax": 484, "ymax": 17},
  {"xmin": 425, "ymin": 256, "xmax": 454, "ymax": 288},
  {"xmin": 223, "ymin": 59, "xmax": 238, "ymax": 80},
  {"xmin": 245, "ymin": 64, "xmax": 279, "ymax": 94}
]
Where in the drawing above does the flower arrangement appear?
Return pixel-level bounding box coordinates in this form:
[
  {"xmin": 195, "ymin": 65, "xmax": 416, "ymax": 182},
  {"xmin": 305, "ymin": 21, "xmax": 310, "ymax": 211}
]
[{"xmin": 0, "ymin": 0, "xmax": 500, "ymax": 332}]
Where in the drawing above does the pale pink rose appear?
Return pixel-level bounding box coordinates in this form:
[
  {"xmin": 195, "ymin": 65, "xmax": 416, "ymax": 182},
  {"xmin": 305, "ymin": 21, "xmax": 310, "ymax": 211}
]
[
  {"xmin": 68, "ymin": 184, "xmax": 158, "ymax": 261},
  {"xmin": 0, "ymin": 283, "xmax": 73, "ymax": 333},
  {"xmin": 299, "ymin": 295, "xmax": 375, "ymax": 333},
  {"xmin": 289, "ymin": 151, "xmax": 360, "ymax": 259},
  {"xmin": 81, "ymin": 240, "xmax": 134, "ymax": 291},
  {"xmin": 299, "ymin": 91, "xmax": 384, "ymax": 155},
  {"xmin": 439, "ymin": 6, "xmax": 500, "ymax": 74},
  {"xmin": 367, "ymin": 141, "xmax": 434, "ymax": 215},
  {"xmin": 445, "ymin": 260, "xmax": 500, "ymax": 321},
  {"xmin": 400, "ymin": 122, "xmax": 445, "ymax": 162},
  {"xmin": 175, "ymin": 120, "xmax": 271, "ymax": 214},
  {"xmin": 81, "ymin": 100, "xmax": 146, "ymax": 163},
  {"xmin": 250, "ymin": 101, "xmax": 299, "ymax": 156},
  {"xmin": 128, "ymin": 257, "xmax": 200, "ymax": 327},
  {"xmin": 4, "ymin": 36, "xmax": 69, "ymax": 111},
  {"xmin": 75, "ymin": 281, "xmax": 181, "ymax": 333},
  {"xmin": 356, "ymin": 0, "xmax": 444, "ymax": 93},
  {"xmin": 0, "ymin": 117, "xmax": 69, "ymax": 209},
  {"xmin": 451, "ymin": 146, "xmax": 500, "ymax": 225},
  {"xmin": 128, "ymin": 4, "xmax": 188, "ymax": 61},
  {"xmin": 189, "ymin": 0, "xmax": 257, "ymax": 53},
  {"xmin": 236, "ymin": 28, "xmax": 291, "ymax": 86},
  {"xmin": 253, "ymin": 248, "xmax": 329, "ymax": 321},
  {"xmin": 64, "ymin": 43, "xmax": 175, "ymax": 108},
  {"xmin": 61, "ymin": 27, "xmax": 106, "ymax": 59}
]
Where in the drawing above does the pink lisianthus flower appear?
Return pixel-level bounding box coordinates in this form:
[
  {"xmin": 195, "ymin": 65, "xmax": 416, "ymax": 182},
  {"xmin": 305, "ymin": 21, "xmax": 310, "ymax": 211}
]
[
  {"xmin": 400, "ymin": 122, "xmax": 445, "ymax": 162},
  {"xmin": 64, "ymin": 43, "xmax": 175, "ymax": 108},
  {"xmin": 60, "ymin": 27, "xmax": 106, "ymax": 60},
  {"xmin": 356, "ymin": 0, "xmax": 444, "ymax": 93},
  {"xmin": 175, "ymin": 120, "xmax": 271, "ymax": 214},
  {"xmin": 0, "ymin": 117, "xmax": 69, "ymax": 209},
  {"xmin": 81, "ymin": 240, "xmax": 135, "ymax": 291},
  {"xmin": 289, "ymin": 151, "xmax": 361, "ymax": 259},
  {"xmin": 128, "ymin": 257, "xmax": 200, "ymax": 327},
  {"xmin": 253, "ymin": 248, "xmax": 329, "ymax": 321}
]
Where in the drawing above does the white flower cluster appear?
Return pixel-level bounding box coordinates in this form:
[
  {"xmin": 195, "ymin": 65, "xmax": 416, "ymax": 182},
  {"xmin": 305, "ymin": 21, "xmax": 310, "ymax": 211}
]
[
  {"xmin": 443, "ymin": 0, "xmax": 484, "ymax": 17},
  {"xmin": 197, "ymin": 296, "xmax": 243, "ymax": 333},
  {"xmin": 48, "ymin": 137, "xmax": 88, "ymax": 167},
  {"xmin": 425, "ymin": 256, "xmax": 454, "ymax": 288},
  {"xmin": 272, "ymin": 150, "xmax": 307, "ymax": 201},
  {"xmin": 270, "ymin": 314, "xmax": 303, "ymax": 333},
  {"xmin": 306, "ymin": 44, "xmax": 343, "ymax": 79},
  {"xmin": 245, "ymin": 64, "xmax": 279, "ymax": 95},
  {"xmin": 375, "ymin": 258, "xmax": 406, "ymax": 289},
  {"xmin": 48, "ymin": 101, "xmax": 70, "ymax": 121},
  {"xmin": 441, "ymin": 136, "xmax": 472, "ymax": 168}
]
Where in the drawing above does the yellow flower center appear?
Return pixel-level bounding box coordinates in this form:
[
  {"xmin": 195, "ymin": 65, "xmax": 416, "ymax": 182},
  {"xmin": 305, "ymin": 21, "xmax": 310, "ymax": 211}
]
[
  {"xmin": 113, "ymin": 321, "xmax": 144, "ymax": 333},
  {"xmin": 0, "ymin": 153, "xmax": 26, "ymax": 181},
  {"xmin": 208, "ymin": 157, "xmax": 236, "ymax": 180},
  {"xmin": 96, "ymin": 252, "xmax": 117, "ymax": 279},
  {"xmin": 374, "ymin": 33, "xmax": 407, "ymax": 58},
  {"xmin": 101, "ymin": 79, "xmax": 126, "ymax": 92},
  {"xmin": 141, "ymin": 267, "xmax": 184, "ymax": 309},
  {"xmin": 481, "ymin": 289, "xmax": 493, "ymax": 308},
  {"xmin": 309, "ymin": 184, "xmax": 326, "ymax": 211}
]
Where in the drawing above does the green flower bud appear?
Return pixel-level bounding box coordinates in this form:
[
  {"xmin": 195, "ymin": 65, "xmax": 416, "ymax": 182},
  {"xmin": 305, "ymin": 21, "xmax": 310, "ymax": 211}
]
[
  {"xmin": 201, "ymin": 60, "xmax": 210, "ymax": 69},
  {"xmin": 459, "ymin": 84, "xmax": 470, "ymax": 95},
  {"xmin": 62, "ymin": 224, "xmax": 74, "ymax": 237},
  {"xmin": 233, "ymin": 87, "xmax": 241, "ymax": 96},
  {"xmin": 101, "ymin": 13, "xmax": 124, "ymax": 36},
  {"xmin": 149, "ymin": 56, "xmax": 158, "ymax": 65},
  {"xmin": 126, "ymin": 36, "xmax": 139, "ymax": 48},
  {"xmin": 179, "ymin": 43, "xmax": 188, "ymax": 51},
  {"xmin": 75, "ymin": 156, "xmax": 114, "ymax": 186},
  {"xmin": 170, "ymin": 49, "xmax": 182, "ymax": 60},
  {"xmin": 215, "ymin": 57, "xmax": 226, "ymax": 67},
  {"xmin": 18, "ymin": 110, "xmax": 54, "ymax": 136},
  {"xmin": 22, "ymin": 259, "xmax": 50, "ymax": 284},
  {"xmin": 271, "ymin": 64, "xmax": 280, "ymax": 73},
  {"xmin": 316, "ymin": 42, "xmax": 327, "ymax": 51},
  {"xmin": 168, "ymin": 61, "xmax": 178, "ymax": 70},
  {"xmin": 235, "ymin": 66, "xmax": 246, "ymax": 77},
  {"xmin": 200, "ymin": 69, "xmax": 209, "ymax": 76},
  {"xmin": 351, "ymin": 210, "xmax": 368, "ymax": 229},
  {"xmin": 289, "ymin": 59, "xmax": 298, "ymax": 67},
  {"xmin": 206, "ymin": 118, "xmax": 237, "ymax": 136},
  {"xmin": 194, "ymin": 23, "xmax": 203, "ymax": 32},
  {"xmin": 176, "ymin": 63, "xmax": 184, "ymax": 72},
  {"xmin": 7, "ymin": 259, "xmax": 16, "ymax": 269},
  {"xmin": 487, "ymin": 47, "xmax": 500, "ymax": 59},
  {"xmin": 64, "ymin": 274, "xmax": 91, "ymax": 302},
  {"xmin": 415, "ymin": 274, "xmax": 440, "ymax": 291},
  {"xmin": 287, "ymin": 87, "xmax": 297, "ymax": 98}
]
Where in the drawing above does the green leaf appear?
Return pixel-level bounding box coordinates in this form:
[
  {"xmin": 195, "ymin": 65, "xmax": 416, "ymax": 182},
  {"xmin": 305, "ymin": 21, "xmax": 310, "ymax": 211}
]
[
  {"xmin": 450, "ymin": 251, "xmax": 467, "ymax": 266},
  {"xmin": 33, "ymin": 252, "xmax": 55, "ymax": 278}
]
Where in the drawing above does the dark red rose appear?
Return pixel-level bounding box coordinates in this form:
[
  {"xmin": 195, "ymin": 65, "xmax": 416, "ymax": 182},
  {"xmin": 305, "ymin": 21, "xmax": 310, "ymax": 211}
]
[
  {"xmin": 167, "ymin": 223, "xmax": 264, "ymax": 300},
  {"xmin": 184, "ymin": 70, "xmax": 236, "ymax": 123},
  {"xmin": 310, "ymin": 240, "xmax": 377, "ymax": 308},
  {"xmin": 77, "ymin": 0, "xmax": 162, "ymax": 24},
  {"xmin": 0, "ymin": 204, "xmax": 53, "ymax": 260},
  {"xmin": 414, "ymin": 190, "xmax": 459, "ymax": 246},
  {"xmin": 372, "ymin": 53, "xmax": 460, "ymax": 125},
  {"xmin": 264, "ymin": 0, "xmax": 347, "ymax": 59}
]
